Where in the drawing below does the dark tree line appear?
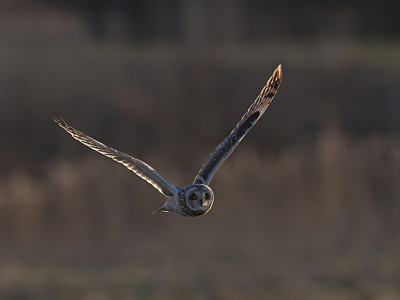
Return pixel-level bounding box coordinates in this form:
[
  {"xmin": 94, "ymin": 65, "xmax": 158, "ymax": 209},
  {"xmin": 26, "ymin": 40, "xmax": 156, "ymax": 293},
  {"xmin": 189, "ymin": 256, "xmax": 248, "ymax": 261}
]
[{"xmin": 48, "ymin": 0, "xmax": 399, "ymax": 40}]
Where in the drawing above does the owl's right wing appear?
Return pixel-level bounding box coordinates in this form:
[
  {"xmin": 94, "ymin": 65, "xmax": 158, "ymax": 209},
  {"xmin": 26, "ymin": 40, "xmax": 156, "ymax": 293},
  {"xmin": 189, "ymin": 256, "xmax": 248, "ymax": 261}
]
[
  {"xmin": 53, "ymin": 118, "xmax": 179, "ymax": 197},
  {"xmin": 193, "ymin": 65, "xmax": 282, "ymax": 185}
]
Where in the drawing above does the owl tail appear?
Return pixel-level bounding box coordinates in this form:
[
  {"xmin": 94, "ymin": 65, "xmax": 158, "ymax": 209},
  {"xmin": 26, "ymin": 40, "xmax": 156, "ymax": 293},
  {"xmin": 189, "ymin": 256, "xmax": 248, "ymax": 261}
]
[
  {"xmin": 152, "ymin": 197, "xmax": 175, "ymax": 213},
  {"xmin": 152, "ymin": 206, "xmax": 169, "ymax": 213}
]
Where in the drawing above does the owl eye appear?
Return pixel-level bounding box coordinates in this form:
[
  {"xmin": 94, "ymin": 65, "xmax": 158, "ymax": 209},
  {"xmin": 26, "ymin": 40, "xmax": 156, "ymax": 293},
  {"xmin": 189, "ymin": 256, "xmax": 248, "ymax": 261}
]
[
  {"xmin": 204, "ymin": 194, "xmax": 208, "ymax": 200},
  {"xmin": 192, "ymin": 195, "xmax": 197, "ymax": 200}
]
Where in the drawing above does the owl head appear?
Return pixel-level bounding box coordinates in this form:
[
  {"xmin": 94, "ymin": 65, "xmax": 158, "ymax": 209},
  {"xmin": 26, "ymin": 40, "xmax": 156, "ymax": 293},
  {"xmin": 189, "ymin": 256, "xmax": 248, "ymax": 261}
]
[
  {"xmin": 183, "ymin": 184, "xmax": 214, "ymax": 215},
  {"xmin": 154, "ymin": 184, "xmax": 214, "ymax": 216}
]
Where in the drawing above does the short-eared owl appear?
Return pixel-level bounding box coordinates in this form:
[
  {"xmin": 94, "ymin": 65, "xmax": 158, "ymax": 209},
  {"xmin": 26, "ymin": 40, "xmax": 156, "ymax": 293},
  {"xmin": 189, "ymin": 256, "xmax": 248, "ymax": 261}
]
[{"xmin": 54, "ymin": 65, "xmax": 282, "ymax": 217}]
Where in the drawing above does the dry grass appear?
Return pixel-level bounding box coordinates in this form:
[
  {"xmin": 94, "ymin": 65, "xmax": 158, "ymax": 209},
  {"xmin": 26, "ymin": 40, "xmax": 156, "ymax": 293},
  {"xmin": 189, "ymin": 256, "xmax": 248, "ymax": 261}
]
[{"xmin": 0, "ymin": 132, "xmax": 399, "ymax": 300}]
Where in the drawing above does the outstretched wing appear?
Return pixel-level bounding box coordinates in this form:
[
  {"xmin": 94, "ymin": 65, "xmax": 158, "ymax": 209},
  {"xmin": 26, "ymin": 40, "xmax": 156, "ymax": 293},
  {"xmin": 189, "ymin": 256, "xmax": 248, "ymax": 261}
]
[
  {"xmin": 194, "ymin": 65, "xmax": 282, "ymax": 185},
  {"xmin": 53, "ymin": 118, "xmax": 178, "ymax": 197}
]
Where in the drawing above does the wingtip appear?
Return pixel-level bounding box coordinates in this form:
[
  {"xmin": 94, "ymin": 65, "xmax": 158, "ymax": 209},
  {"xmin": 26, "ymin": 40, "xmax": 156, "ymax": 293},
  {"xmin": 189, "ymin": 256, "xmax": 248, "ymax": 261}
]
[
  {"xmin": 52, "ymin": 116, "xmax": 61, "ymax": 124},
  {"xmin": 276, "ymin": 64, "xmax": 282, "ymax": 77},
  {"xmin": 53, "ymin": 116, "xmax": 66, "ymax": 123},
  {"xmin": 53, "ymin": 117, "xmax": 70, "ymax": 130}
]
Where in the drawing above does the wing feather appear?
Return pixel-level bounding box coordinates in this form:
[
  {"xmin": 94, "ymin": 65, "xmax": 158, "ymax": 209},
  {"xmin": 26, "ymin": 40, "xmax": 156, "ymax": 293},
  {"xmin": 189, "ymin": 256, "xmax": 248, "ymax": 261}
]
[
  {"xmin": 53, "ymin": 118, "xmax": 178, "ymax": 197},
  {"xmin": 194, "ymin": 65, "xmax": 282, "ymax": 185}
]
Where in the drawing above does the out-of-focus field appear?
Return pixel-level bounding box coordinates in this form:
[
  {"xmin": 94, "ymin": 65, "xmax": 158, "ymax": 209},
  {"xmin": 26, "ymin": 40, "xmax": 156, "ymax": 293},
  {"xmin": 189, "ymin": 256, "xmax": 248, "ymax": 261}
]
[
  {"xmin": 1, "ymin": 131, "xmax": 399, "ymax": 300},
  {"xmin": 0, "ymin": 13, "xmax": 399, "ymax": 300}
]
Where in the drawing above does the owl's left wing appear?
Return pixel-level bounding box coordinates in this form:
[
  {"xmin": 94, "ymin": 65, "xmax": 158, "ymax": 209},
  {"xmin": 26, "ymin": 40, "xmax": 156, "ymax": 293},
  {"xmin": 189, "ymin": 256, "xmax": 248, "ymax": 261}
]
[
  {"xmin": 53, "ymin": 118, "xmax": 179, "ymax": 197},
  {"xmin": 193, "ymin": 65, "xmax": 282, "ymax": 185}
]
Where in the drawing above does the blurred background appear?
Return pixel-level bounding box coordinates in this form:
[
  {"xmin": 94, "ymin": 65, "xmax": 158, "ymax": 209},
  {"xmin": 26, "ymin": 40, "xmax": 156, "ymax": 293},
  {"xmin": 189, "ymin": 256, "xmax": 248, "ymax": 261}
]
[{"xmin": 0, "ymin": 0, "xmax": 399, "ymax": 299}]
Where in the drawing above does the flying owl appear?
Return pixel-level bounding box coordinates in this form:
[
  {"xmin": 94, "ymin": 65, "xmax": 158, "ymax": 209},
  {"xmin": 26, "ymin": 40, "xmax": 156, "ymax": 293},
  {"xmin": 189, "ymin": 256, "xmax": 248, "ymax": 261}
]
[{"xmin": 54, "ymin": 65, "xmax": 282, "ymax": 217}]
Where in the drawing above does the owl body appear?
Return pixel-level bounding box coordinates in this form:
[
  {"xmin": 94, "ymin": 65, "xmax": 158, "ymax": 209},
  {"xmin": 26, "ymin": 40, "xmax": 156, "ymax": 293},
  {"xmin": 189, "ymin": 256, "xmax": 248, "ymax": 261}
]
[{"xmin": 54, "ymin": 65, "xmax": 282, "ymax": 217}]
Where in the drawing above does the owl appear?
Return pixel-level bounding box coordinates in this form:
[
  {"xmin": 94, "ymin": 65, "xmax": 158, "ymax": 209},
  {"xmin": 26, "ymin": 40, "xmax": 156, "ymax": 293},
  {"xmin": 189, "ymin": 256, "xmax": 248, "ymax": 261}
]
[{"xmin": 54, "ymin": 65, "xmax": 282, "ymax": 217}]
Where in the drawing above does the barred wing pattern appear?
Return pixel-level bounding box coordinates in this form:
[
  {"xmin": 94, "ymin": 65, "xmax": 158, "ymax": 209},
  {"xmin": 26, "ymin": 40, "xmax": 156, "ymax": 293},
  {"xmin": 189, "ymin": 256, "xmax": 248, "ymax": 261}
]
[
  {"xmin": 194, "ymin": 65, "xmax": 282, "ymax": 185},
  {"xmin": 53, "ymin": 118, "xmax": 178, "ymax": 197}
]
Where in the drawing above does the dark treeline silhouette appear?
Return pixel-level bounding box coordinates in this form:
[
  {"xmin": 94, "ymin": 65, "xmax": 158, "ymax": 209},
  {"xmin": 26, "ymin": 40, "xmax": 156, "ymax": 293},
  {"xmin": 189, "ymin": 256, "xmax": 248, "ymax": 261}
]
[{"xmin": 50, "ymin": 0, "xmax": 400, "ymax": 40}]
